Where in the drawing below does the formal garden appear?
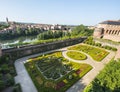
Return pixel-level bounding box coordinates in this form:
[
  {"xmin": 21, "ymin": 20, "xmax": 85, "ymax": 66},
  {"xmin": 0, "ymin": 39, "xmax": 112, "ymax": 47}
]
[
  {"xmin": 24, "ymin": 51, "xmax": 92, "ymax": 92},
  {"xmin": 66, "ymin": 51, "xmax": 87, "ymax": 60},
  {"xmin": 68, "ymin": 44, "xmax": 109, "ymax": 61}
]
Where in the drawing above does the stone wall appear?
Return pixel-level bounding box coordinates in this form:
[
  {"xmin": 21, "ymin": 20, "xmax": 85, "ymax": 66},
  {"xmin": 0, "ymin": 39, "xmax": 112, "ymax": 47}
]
[
  {"xmin": 93, "ymin": 28, "xmax": 103, "ymax": 38},
  {"xmin": 2, "ymin": 37, "xmax": 86, "ymax": 60}
]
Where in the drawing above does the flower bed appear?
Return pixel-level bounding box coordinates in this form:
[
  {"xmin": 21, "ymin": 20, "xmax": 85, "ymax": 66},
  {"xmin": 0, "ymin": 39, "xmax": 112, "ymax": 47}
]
[
  {"xmin": 67, "ymin": 51, "xmax": 87, "ymax": 60},
  {"xmin": 24, "ymin": 51, "xmax": 92, "ymax": 92},
  {"xmin": 68, "ymin": 44, "xmax": 109, "ymax": 61}
]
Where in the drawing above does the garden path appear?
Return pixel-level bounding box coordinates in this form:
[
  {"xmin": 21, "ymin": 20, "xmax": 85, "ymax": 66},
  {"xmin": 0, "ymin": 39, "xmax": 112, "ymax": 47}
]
[{"xmin": 14, "ymin": 50, "xmax": 58, "ymax": 92}]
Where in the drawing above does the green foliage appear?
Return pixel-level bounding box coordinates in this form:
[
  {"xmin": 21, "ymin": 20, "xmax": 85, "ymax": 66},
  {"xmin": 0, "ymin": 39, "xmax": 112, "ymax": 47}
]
[
  {"xmin": 67, "ymin": 51, "xmax": 87, "ymax": 60},
  {"xmin": 84, "ymin": 37, "xmax": 117, "ymax": 51},
  {"xmin": 0, "ymin": 55, "xmax": 16, "ymax": 91},
  {"xmin": 0, "ymin": 55, "xmax": 9, "ymax": 64},
  {"xmin": 1, "ymin": 64, "xmax": 9, "ymax": 73},
  {"xmin": 71, "ymin": 25, "xmax": 93, "ymax": 36},
  {"xmin": 84, "ymin": 60, "xmax": 120, "ymax": 92},
  {"xmin": 0, "ymin": 27, "xmax": 43, "ymax": 40},
  {"xmin": 0, "ymin": 24, "xmax": 9, "ymax": 30},
  {"xmin": 37, "ymin": 25, "xmax": 93, "ymax": 41},
  {"xmin": 37, "ymin": 30, "xmax": 70, "ymax": 40},
  {"xmin": 13, "ymin": 83, "xmax": 22, "ymax": 92},
  {"xmin": 102, "ymin": 45, "xmax": 117, "ymax": 51},
  {"xmin": 0, "ymin": 80, "xmax": 5, "ymax": 90},
  {"xmin": 6, "ymin": 73, "xmax": 15, "ymax": 86}
]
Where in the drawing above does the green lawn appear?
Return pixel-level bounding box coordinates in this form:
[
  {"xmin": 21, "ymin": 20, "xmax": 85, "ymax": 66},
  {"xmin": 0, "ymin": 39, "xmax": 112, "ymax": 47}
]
[
  {"xmin": 25, "ymin": 52, "xmax": 92, "ymax": 92},
  {"xmin": 68, "ymin": 44, "xmax": 109, "ymax": 61},
  {"xmin": 67, "ymin": 51, "xmax": 87, "ymax": 60}
]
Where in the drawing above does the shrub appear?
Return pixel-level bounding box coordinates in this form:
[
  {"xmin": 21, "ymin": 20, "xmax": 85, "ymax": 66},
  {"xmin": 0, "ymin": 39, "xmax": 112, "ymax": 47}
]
[
  {"xmin": 1, "ymin": 64, "xmax": 9, "ymax": 73},
  {"xmin": 13, "ymin": 83, "xmax": 22, "ymax": 92},
  {"xmin": 6, "ymin": 73, "xmax": 14, "ymax": 86},
  {"xmin": 0, "ymin": 80, "xmax": 5, "ymax": 90}
]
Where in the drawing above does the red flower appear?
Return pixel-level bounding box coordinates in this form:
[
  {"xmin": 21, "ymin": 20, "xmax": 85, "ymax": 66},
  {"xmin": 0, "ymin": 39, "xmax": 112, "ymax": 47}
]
[
  {"xmin": 55, "ymin": 81, "xmax": 65, "ymax": 90},
  {"xmin": 76, "ymin": 69, "xmax": 81, "ymax": 75}
]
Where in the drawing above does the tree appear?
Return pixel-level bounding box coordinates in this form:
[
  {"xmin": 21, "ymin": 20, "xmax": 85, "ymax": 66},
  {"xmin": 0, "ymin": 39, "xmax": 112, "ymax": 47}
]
[
  {"xmin": 1, "ymin": 64, "xmax": 9, "ymax": 73},
  {"xmin": 84, "ymin": 60, "xmax": 120, "ymax": 92},
  {"xmin": 71, "ymin": 25, "xmax": 93, "ymax": 36},
  {"xmin": 6, "ymin": 73, "xmax": 14, "ymax": 86}
]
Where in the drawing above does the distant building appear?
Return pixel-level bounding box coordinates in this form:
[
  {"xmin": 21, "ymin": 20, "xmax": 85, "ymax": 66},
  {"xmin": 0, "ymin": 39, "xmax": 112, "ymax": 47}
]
[
  {"xmin": 0, "ymin": 18, "xmax": 69, "ymax": 34},
  {"xmin": 93, "ymin": 20, "xmax": 120, "ymax": 42},
  {"xmin": 87, "ymin": 26, "xmax": 95, "ymax": 30}
]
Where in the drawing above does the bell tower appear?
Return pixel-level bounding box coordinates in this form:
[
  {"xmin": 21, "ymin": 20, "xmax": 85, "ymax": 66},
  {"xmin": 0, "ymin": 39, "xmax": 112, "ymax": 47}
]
[{"xmin": 6, "ymin": 17, "xmax": 9, "ymax": 24}]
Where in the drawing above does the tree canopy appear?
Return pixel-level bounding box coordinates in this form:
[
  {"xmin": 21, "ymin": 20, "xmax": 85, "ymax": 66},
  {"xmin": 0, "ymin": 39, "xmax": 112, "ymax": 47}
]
[
  {"xmin": 71, "ymin": 25, "xmax": 93, "ymax": 36},
  {"xmin": 84, "ymin": 59, "xmax": 120, "ymax": 92}
]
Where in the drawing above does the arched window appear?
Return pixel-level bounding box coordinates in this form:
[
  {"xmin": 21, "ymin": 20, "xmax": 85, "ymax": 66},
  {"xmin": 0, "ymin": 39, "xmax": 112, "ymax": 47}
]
[
  {"xmin": 118, "ymin": 30, "xmax": 120, "ymax": 35},
  {"xmin": 112, "ymin": 30, "xmax": 115, "ymax": 34},
  {"xmin": 109, "ymin": 30, "xmax": 112, "ymax": 34},
  {"xmin": 115, "ymin": 30, "xmax": 118, "ymax": 35},
  {"xmin": 106, "ymin": 30, "xmax": 109, "ymax": 33}
]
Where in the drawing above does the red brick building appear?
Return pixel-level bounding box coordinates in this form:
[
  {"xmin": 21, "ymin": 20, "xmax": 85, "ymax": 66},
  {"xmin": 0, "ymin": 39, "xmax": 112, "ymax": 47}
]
[{"xmin": 93, "ymin": 20, "xmax": 120, "ymax": 42}]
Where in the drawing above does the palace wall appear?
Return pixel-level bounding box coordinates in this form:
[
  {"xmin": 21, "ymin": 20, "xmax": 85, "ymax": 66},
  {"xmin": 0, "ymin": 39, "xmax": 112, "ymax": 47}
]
[
  {"xmin": 94, "ymin": 23, "xmax": 120, "ymax": 42},
  {"xmin": 2, "ymin": 37, "xmax": 86, "ymax": 60}
]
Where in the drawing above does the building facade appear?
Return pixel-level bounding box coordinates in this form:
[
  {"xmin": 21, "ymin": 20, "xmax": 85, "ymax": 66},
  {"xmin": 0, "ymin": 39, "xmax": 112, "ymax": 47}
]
[{"xmin": 93, "ymin": 20, "xmax": 120, "ymax": 42}]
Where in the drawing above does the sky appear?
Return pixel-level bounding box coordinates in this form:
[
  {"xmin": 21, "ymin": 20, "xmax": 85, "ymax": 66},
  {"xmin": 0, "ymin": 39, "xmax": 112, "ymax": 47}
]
[{"xmin": 0, "ymin": 0, "xmax": 120, "ymax": 25}]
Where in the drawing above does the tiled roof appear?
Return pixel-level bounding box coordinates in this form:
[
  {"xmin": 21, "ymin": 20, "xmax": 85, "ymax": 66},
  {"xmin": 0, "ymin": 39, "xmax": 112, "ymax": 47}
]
[{"xmin": 99, "ymin": 20, "xmax": 120, "ymax": 25}]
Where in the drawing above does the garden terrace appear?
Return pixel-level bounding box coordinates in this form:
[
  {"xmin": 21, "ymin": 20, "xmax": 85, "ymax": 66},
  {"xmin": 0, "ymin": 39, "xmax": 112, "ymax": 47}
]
[
  {"xmin": 24, "ymin": 51, "xmax": 92, "ymax": 92},
  {"xmin": 68, "ymin": 44, "xmax": 109, "ymax": 61}
]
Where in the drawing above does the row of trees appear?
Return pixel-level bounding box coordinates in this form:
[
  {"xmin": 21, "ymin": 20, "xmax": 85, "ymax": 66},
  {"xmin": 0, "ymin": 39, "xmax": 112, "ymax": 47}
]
[
  {"xmin": 37, "ymin": 30, "xmax": 71, "ymax": 40},
  {"xmin": 84, "ymin": 37, "xmax": 117, "ymax": 51},
  {"xmin": 37, "ymin": 25, "xmax": 94, "ymax": 40},
  {"xmin": 0, "ymin": 27, "xmax": 44, "ymax": 40},
  {"xmin": 84, "ymin": 59, "xmax": 120, "ymax": 92}
]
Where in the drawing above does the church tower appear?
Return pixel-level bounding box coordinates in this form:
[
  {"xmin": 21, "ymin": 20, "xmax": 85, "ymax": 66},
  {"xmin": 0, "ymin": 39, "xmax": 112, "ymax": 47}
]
[{"xmin": 6, "ymin": 17, "xmax": 9, "ymax": 24}]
